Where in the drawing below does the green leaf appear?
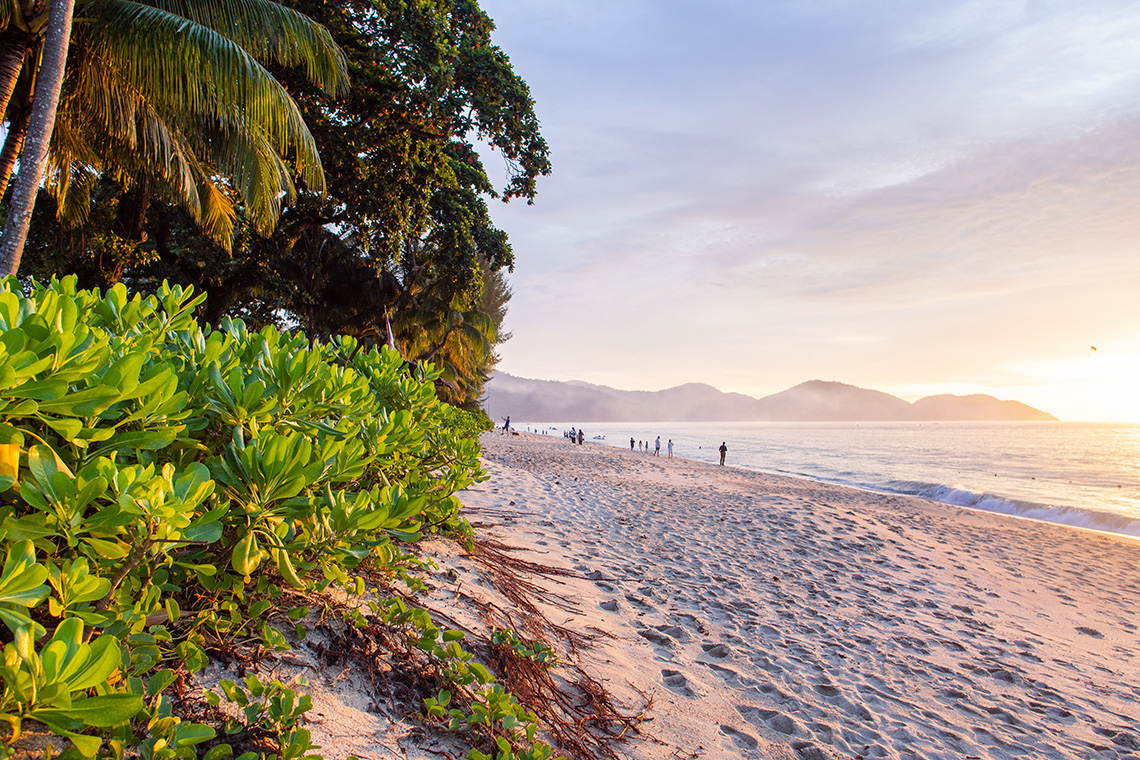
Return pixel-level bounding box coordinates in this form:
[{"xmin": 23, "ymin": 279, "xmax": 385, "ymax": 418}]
[
  {"xmin": 33, "ymin": 693, "xmax": 144, "ymax": 728},
  {"xmin": 62, "ymin": 633, "xmax": 122, "ymax": 691},
  {"xmin": 233, "ymin": 533, "xmax": 260, "ymax": 576},
  {"xmin": 26, "ymin": 444, "xmax": 74, "ymax": 490},
  {"xmin": 0, "ymin": 540, "xmax": 50, "ymax": 608},
  {"xmin": 7, "ymin": 377, "xmax": 67, "ymax": 400},
  {"xmin": 35, "ymin": 386, "xmax": 122, "ymax": 416},
  {"xmin": 94, "ymin": 428, "xmax": 178, "ymax": 453},
  {"xmin": 174, "ymin": 723, "xmax": 217, "ymax": 747},
  {"xmin": 60, "ymin": 731, "xmax": 101, "ymax": 758},
  {"xmin": 42, "ymin": 416, "xmax": 83, "ymax": 440},
  {"xmin": 468, "ymin": 662, "xmax": 494, "ymax": 685}
]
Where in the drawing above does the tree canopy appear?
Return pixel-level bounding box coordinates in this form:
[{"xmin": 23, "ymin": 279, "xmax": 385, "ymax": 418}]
[{"xmin": 8, "ymin": 0, "xmax": 549, "ymax": 407}]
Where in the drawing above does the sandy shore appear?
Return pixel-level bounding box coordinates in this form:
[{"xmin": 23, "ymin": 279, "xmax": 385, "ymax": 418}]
[{"xmin": 454, "ymin": 432, "xmax": 1140, "ymax": 760}]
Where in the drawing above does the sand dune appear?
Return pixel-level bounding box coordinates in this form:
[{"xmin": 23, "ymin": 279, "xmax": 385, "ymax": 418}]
[{"xmin": 457, "ymin": 432, "xmax": 1140, "ymax": 759}]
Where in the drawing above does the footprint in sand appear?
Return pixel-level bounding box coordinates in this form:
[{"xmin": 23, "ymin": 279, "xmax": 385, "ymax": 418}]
[
  {"xmin": 661, "ymin": 669, "xmax": 697, "ymax": 697},
  {"xmin": 639, "ymin": 629, "xmax": 675, "ymax": 647},
  {"xmin": 701, "ymin": 642, "xmax": 732, "ymax": 658},
  {"xmin": 701, "ymin": 661, "xmax": 739, "ymax": 680},
  {"xmin": 655, "ymin": 624, "xmax": 688, "ymax": 641},
  {"xmin": 719, "ymin": 725, "xmax": 759, "ymax": 749},
  {"xmin": 599, "ymin": 599, "xmax": 619, "ymax": 612}
]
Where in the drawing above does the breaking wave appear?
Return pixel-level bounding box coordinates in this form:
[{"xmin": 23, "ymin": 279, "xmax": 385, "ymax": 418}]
[{"xmin": 883, "ymin": 480, "xmax": 1140, "ymax": 538}]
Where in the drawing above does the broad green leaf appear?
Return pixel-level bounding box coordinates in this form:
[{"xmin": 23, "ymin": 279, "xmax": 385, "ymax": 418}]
[
  {"xmin": 94, "ymin": 428, "xmax": 178, "ymax": 453},
  {"xmin": 174, "ymin": 723, "xmax": 217, "ymax": 747},
  {"xmin": 43, "ymin": 417, "xmax": 83, "ymax": 440},
  {"xmin": 33, "ymin": 693, "xmax": 144, "ymax": 728},
  {"xmin": 36, "ymin": 386, "xmax": 122, "ymax": 416},
  {"xmin": 63, "ymin": 634, "xmax": 123, "ymax": 691},
  {"xmin": 232, "ymin": 533, "xmax": 260, "ymax": 576},
  {"xmin": 0, "ymin": 540, "xmax": 50, "ymax": 607}
]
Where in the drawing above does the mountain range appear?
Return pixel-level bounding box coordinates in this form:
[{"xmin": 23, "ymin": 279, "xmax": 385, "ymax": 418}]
[{"xmin": 482, "ymin": 373, "xmax": 1057, "ymax": 422}]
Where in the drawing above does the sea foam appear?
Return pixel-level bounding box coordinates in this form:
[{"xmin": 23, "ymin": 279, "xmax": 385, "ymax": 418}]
[{"xmin": 887, "ymin": 480, "xmax": 1140, "ymax": 538}]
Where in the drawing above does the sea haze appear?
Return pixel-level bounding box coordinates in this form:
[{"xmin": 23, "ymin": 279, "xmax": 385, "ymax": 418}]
[
  {"xmin": 516, "ymin": 421, "xmax": 1140, "ymax": 538},
  {"xmin": 486, "ymin": 373, "xmax": 1056, "ymax": 422}
]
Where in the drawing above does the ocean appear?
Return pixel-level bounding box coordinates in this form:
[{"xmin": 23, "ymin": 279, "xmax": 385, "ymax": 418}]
[{"xmin": 515, "ymin": 421, "xmax": 1140, "ymax": 538}]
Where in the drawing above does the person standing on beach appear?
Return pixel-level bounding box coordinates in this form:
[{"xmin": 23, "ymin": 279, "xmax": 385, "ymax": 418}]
[
  {"xmin": 630, "ymin": 437, "xmax": 635, "ymax": 451},
  {"xmin": 654, "ymin": 436, "xmax": 661, "ymax": 456},
  {"xmin": 501, "ymin": 416, "xmax": 510, "ymax": 436},
  {"xmin": 668, "ymin": 439, "xmax": 674, "ymax": 457},
  {"xmin": 578, "ymin": 427, "xmax": 584, "ymax": 445},
  {"xmin": 718, "ymin": 441, "xmax": 727, "ymax": 465}
]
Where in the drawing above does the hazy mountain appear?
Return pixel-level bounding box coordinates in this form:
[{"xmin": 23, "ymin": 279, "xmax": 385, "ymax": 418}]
[
  {"xmin": 909, "ymin": 394, "xmax": 1056, "ymax": 421},
  {"xmin": 753, "ymin": 381, "xmax": 912, "ymax": 421},
  {"xmin": 483, "ymin": 374, "xmax": 1057, "ymax": 422}
]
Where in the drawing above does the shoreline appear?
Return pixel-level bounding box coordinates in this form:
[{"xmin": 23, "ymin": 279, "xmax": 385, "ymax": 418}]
[
  {"xmin": 459, "ymin": 431, "xmax": 1140, "ymax": 759},
  {"xmin": 513, "ymin": 422, "xmax": 1140, "ymax": 540}
]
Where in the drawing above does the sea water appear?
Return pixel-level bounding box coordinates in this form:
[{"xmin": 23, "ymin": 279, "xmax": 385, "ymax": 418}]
[{"xmin": 517, "ymin": 421, "xmax": 1140, "ymax": 538}]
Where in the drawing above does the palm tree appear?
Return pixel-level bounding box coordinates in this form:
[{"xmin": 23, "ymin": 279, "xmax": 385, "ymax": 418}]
[
  {"xmin": 0, "ymin": 0, "xmax": 348, "ymax": 275},
  {"xmin": 0, "ymin": 0, "xmax": 73, "ymax": 273}
]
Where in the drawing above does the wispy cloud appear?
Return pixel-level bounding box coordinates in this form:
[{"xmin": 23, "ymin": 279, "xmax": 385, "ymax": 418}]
[{"xmin": 480, "ymin": 0, "xmax": 1140, "ymax": 420}]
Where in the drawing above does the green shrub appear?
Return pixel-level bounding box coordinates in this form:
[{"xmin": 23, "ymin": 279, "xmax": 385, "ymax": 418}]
[{"xmin": 0, "ymin": 275, "xmax": 491, "ymax": 758}]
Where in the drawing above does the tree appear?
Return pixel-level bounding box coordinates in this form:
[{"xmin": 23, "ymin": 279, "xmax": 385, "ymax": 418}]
[
  {"xmin": 0, "ymin": 0, "xmax": 74, "ymax": 274},
  {"xmin": 0, "ymin": 0, "xmax": 349, "ymax": 274},
  {"xmin": 14, "ymin": 0, "xmax": 547, "ymax": 404}
]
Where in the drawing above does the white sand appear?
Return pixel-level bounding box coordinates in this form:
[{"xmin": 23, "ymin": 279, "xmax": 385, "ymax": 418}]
[{"xmin": 451, "ymin": 432, "xmax": 1140, "ymax": 760}]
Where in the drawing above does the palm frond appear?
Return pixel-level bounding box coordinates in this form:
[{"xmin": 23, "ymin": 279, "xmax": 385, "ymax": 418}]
[
  {"xmin": 150, "ymin": 0, "xmax": 348, "ymax": 96},
  {"xmin": 196, "ymin": 177, "xmax": 237, "ymax": 246},
  {"xmin": 205, "ymin": 122, "xmax": 293, "ymax": 233},
  {"xmin": 81, "ymin": 0, "xmax": 326, "ymax": 191}
]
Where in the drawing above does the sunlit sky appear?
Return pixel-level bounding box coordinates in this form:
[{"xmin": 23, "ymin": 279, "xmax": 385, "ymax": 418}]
[{"xmin": 476, "ymin": 0, "xmax": 1140, "ymax": 422}]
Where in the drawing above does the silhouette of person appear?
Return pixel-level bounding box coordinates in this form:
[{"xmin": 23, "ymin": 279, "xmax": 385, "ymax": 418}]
[{"xmin": 718, "ymin": 441, "xmax": 727, "ymax": 465}]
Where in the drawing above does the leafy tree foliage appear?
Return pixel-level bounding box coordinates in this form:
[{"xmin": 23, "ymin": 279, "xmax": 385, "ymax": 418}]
[
  {"xmin": 0, "ymin": 0, "xmax": 349, "ymax": 273},
  {"xmin": 17, "ymin": 0, "xmax": 548, "ymax": 408}
]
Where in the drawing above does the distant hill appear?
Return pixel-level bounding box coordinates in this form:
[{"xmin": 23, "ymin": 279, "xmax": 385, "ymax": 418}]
[
  {"xmin": 908, "ymin": 394, "xmax": 1054, "ymax": 421},
  {"xmin": 483, "ymin": 374, "xmax": 1057, "ymax": 422}
]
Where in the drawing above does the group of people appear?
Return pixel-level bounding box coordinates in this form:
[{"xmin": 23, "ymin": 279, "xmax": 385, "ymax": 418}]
[
  {"xmin": 630, "ymin": 436, "xmax": 728, "ymax": 464},
  {"xmin": 501, "ymin": 416, "xmax": 728, "ymax": 465},
  {"xmin": 631, "ymin": 436, "xmax": 675, "ymax": 457}
]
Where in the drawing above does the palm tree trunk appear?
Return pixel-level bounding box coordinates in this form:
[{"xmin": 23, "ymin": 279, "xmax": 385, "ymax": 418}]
[
  {"xmin": 0, "ymin": 29, "xmax": 30, "ymax": 131},
  {"xmin": 0, "ymin": 105, "xmax": 29, "ymax": 198},
  {"xmin": 0, "ymin": 0, "xmax": 74, "ymax": 276}
]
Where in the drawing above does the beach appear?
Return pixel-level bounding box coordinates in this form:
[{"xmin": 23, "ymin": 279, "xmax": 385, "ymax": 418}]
[{"xmin": 449, "ymin": 432, "xmax": 1140, "ymax": 759}]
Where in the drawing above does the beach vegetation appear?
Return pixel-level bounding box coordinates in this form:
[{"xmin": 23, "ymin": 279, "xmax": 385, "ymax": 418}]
[{"xmin": 0, "ymin": 276, "xmax": 562, "ymax": 760}]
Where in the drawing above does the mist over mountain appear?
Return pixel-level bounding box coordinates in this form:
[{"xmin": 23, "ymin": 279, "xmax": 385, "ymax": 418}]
[{"xmin": 483, "ymin": 374, "xmax": 1057, "ymax": 422}]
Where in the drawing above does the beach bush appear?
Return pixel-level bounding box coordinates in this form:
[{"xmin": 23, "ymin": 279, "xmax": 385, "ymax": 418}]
[{"xmin": 0, "ymin": 276, "xmax": 525, "ymax": 758}]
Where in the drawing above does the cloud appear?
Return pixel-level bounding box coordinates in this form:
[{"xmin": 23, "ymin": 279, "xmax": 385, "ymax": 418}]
[{"xmin": 478, "ymin": 0, "xmax": 1140, "ymax": 418}]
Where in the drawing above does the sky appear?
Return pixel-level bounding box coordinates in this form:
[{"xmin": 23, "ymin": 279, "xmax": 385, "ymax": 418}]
[{"xmin": 475, "ymin": 0, "xmax": 1140, "ymax": 422}]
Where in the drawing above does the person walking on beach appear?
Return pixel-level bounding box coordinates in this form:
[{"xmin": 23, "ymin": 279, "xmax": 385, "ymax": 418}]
[
  {"xmin": 654, "ymin": 436, "xmax": 661, "ymax": 456},
  {"xmin": 501, "ymin": 416, "xmax": 510, "ymax": 435},
  {"xmin": 578, "ymin": 427, "xmax": 584, "ymax": 445},
  {"xmin": 668, "ymin": 439, "xmax": 674, "ymax": 457},
  {"xmin": 630, "ymin": 437, "xmax": 635, "ymax": 451},
  {"xmin": 718, "ymin": 441, "xmax": 727, "ymax": 465}
]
